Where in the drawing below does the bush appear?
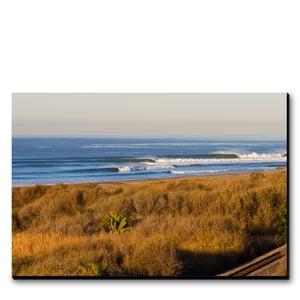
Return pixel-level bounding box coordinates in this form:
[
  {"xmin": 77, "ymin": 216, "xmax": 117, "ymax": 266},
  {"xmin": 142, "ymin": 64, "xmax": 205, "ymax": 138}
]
[
  {"xmin": 77, "ymin": 263, "xmax": 108, "ymax": 276},
  {"xmin": 101, "ymin": 212, "xmax": 129, "ymax": 233},
  {"xmin": 276, "ymin": 204, "xmax": 287, "ymax": 243}
]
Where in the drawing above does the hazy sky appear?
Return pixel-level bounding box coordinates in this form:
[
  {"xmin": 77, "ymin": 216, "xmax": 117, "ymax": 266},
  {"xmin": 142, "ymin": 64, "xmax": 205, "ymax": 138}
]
[{"xmin": 12, "ymin": 93, "xmax": 287, "ymax": 138}]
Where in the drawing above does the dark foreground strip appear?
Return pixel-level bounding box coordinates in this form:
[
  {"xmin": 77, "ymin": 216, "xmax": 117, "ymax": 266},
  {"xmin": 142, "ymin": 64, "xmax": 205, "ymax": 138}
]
[{"xmin": 218, "ymin": 244, "xmax": 287, "ymax": 277}]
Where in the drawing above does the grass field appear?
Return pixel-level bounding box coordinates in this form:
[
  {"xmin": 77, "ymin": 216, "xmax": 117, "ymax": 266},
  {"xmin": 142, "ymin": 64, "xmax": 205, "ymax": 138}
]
[{"xmin": 12, "ymin": 169, "xmax": 287, "ymax": 277}]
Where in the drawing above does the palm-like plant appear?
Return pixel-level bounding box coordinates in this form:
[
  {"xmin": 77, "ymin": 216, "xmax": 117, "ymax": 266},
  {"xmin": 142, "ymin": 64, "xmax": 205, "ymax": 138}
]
[{"xmin": 101, "ymin": 212, "xmax": 129, "ymax": 233}]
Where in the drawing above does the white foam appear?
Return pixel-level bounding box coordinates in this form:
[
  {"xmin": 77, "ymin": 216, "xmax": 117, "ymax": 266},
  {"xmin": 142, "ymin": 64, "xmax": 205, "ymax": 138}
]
[
  {"xmin": 170, "ymin": 170, "xmax": 223, "ymax": 175},
  {"xmin": 118, "ymin": 166, "xmax": 132, "ymax": 172},
  {"xmin": 238, "ymin": 152, "xmax": 285, "ymax": 160},
  {"xmin": 155, "ymin": 152, "xmax": 286, "ymax": 165},
  {"xmin": 116, "ymin": 152, "xmax": 286, "ymax": 173},
  {"xmin": 118, "ymin": 163, "xmax": 175, "ymax": 172}
]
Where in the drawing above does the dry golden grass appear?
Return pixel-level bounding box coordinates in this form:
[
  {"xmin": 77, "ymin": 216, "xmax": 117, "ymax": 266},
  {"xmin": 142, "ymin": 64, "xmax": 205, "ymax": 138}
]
[{"xmin": 12, "ymin": 169, "xmax": 287, "ymax": 277}]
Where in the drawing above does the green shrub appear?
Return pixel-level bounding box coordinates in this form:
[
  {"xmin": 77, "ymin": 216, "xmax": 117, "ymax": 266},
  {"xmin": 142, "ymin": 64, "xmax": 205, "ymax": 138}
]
[
  {"xmin": 77, "ymin": 263, "xmax": 108, "ymax": 276},
  {"xmin": 101, "ymin": 212, "xmax": 129, "ymax": 233}
]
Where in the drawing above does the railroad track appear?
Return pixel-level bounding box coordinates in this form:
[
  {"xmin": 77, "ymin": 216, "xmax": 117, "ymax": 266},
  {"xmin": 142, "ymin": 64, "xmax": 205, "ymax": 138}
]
[{"xmin": 218, "ymin": 244, "xmax": 287, "ymax": 277}]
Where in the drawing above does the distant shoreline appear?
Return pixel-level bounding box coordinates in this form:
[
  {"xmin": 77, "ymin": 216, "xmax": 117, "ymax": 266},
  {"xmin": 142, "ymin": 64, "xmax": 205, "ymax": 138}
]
[{"xmin": 12, "ymin": 167, "xmax": 287, "ymax": 189}]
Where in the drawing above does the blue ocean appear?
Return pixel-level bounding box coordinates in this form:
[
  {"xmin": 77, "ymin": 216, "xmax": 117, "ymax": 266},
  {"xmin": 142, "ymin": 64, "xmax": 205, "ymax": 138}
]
[{"xmin": 12, "ymin": 138, "xmax": 287, "ymax": 186}]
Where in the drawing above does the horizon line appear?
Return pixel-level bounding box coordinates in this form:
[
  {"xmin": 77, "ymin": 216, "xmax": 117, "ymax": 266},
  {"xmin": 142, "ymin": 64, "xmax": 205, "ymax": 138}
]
[{"xmin": 12, "ymin": 134, "xmax": 287, "ymax": 140}]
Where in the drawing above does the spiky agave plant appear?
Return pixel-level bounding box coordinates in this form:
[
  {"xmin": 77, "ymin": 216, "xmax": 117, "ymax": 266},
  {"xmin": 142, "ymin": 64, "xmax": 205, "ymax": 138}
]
[{"xmin": 101, "ymin": 212, "xmax": 129, "ymax": 233}]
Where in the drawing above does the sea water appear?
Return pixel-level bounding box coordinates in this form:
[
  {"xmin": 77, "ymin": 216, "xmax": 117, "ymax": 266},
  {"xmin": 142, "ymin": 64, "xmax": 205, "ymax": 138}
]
[{"xmin": 12, "ymin": 137, "xmax": 287, "ymax": 186}]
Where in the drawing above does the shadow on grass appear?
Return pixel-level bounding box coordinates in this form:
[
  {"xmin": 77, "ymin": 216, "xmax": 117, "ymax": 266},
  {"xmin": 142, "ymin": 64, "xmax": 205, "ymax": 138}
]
[{"xmin": 177, "ymin": 249, "xmax": 252, "ymax": 277}]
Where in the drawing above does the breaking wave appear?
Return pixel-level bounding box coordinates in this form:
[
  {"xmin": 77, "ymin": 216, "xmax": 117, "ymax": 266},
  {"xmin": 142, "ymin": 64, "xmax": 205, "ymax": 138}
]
[
  {"xmin": 116, "ymin": 152, "xmax": 286, "ymax": 173},
  {"xmin": 118, "ymin": 164, "xmax": 175, "ymax": 173}
]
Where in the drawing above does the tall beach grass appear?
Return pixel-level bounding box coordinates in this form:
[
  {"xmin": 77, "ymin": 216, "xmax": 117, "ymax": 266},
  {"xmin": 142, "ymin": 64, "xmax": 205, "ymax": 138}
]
[{"xmin": 12, "ymin": 169, "xmax": 287, "ymax": 277}]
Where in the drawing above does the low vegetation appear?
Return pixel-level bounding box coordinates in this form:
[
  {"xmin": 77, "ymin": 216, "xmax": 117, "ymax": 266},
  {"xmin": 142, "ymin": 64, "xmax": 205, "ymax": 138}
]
[
  {"xmin": 101, "ymin": 212, "xmax": 129, "ymax": 233},
  {"xmin": 12, "ymin": 169, "xmax": 287, "ymax": 277}
]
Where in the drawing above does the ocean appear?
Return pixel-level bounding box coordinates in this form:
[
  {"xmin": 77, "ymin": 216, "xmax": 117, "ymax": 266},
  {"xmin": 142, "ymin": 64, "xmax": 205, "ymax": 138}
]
[{"xmin": 12, "ymin": 137, "xmax": 287, "ymax": 186}]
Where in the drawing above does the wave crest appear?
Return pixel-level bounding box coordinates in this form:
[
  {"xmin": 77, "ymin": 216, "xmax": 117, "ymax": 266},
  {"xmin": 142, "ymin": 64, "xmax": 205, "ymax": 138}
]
[{"xmin": 118, "ymin": 163, "xmax": 175, "ymax": 173}]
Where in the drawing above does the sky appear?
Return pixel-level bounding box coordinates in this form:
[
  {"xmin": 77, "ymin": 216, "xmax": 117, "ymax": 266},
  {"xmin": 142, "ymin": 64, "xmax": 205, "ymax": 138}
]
[{"xmin": 12, "ymin": 93, "xmax": 287, "ymax": 138}]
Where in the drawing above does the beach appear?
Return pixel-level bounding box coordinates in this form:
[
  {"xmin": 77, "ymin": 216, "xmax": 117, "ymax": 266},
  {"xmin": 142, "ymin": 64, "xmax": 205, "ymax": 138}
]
[{"xmin": 12, "ymin": 168, "xmax": 287, "ymax": 277}]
